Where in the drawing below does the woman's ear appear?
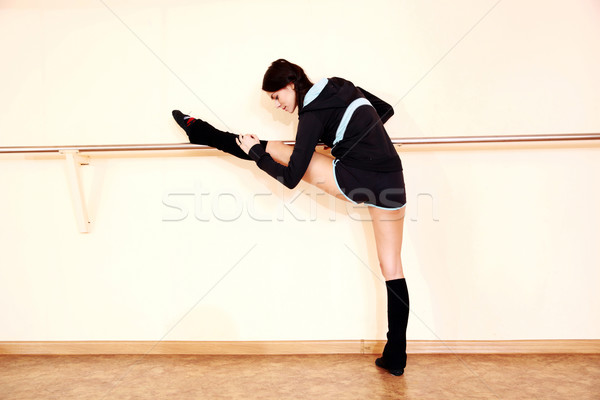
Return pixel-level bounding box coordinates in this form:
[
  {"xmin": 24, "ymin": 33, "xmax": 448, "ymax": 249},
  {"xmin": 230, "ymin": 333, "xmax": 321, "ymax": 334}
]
[{"xmin": 289, "ymin": 82, "xmax": 295, "ymax": 90}]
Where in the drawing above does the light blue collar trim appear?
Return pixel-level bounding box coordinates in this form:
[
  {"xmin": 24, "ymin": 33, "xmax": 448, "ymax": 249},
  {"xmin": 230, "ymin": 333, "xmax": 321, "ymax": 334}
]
[{"xmin": 303, "ymin": 78, "xmax": 328, "ymax": 107}]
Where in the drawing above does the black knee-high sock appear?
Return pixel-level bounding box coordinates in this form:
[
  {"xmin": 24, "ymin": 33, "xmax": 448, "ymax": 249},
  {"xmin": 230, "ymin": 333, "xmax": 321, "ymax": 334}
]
[
  {"xmin": 382, "ymin": 278, "xmax": 410, "ymax": 369},
  {"xmin": 172, "ymin": 110, "xmax": 268, "ymax": 160}
]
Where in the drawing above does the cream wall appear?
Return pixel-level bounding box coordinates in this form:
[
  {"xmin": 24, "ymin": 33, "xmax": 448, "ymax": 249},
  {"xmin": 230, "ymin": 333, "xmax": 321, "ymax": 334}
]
[{"xmin": 1, "ymin": 0, "xmax": 599, "ymax": 342}]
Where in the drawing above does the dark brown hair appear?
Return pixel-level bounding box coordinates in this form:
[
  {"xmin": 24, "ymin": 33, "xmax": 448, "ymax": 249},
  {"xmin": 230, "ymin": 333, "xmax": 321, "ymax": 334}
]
[{"xmin": 262, "ymin": 59, "xmax": 313, "ymax": 110}]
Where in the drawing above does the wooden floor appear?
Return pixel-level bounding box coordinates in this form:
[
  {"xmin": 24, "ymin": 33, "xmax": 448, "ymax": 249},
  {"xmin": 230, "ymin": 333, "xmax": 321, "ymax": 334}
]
[{"xmin": 1, "ymin": 353, "xmax": 599, "ymax": 399}]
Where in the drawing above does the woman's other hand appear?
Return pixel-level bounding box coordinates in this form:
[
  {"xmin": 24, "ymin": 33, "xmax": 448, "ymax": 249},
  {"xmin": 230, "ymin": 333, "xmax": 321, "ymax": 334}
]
[{"xmin": 236, "ymin": 134, "xmax": 260, "ymax": 154}]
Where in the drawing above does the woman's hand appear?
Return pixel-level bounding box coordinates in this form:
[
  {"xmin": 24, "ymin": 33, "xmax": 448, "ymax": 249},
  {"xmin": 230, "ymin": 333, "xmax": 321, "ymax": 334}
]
[{"xmin": 236, "ymin": 134, "xmax": 260, "ymax": 155}]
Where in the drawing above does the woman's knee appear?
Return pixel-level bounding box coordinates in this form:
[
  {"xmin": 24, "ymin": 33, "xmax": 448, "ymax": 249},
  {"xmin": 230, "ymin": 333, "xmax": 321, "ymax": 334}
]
[
  {"xmin": 380, "ymin": 262, "xmax": 404, "ymax": 280},
  {"xmin": 376, "ymin": 240, "xmax": 404, "ymax": 280}
]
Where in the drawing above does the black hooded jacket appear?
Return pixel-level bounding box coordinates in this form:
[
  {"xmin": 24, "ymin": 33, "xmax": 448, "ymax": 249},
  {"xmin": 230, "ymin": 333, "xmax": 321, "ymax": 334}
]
[{"xmin": 248, "ymin": 77, "xmax": 402, "ymax": 189}]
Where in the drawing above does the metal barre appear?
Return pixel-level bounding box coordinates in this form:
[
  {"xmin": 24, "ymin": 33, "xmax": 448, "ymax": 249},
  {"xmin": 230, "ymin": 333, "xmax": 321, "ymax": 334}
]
[{"xmin": 1, "ymin": 133, "xmax": 599, "ymax": 154}]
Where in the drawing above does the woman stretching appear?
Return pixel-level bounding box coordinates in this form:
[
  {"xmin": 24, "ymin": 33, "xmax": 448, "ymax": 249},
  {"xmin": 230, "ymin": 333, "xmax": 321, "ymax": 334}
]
[{"xmin": 172, "ymin": 59, "xmax": 409, "ymax": 376}]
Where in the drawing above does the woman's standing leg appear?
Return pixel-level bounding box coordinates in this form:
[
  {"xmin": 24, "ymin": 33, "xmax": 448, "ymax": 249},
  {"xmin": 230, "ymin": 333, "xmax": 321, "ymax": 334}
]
[
  {"xmin": 268, "ymin": 142, "xmax": 409, "ymax": 375},
  {"xmin": 368, "ymin": 206, "xmax": 406, "ymax": 280},
  {"xmin": 368, "ymin": 206, "xmax": 409, "ymax": 376},
  {"xmin": 268, "ymin": 142, "xmax": 410, "ymax": 375}
]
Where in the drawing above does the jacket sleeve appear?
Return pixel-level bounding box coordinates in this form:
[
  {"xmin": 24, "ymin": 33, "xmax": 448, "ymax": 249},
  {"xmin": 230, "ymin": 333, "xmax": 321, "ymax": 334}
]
[
  {"xmin": 357, "ymin": 86, "xmax": 394, "ymax": 124},
  {"xmin": 248, "ymin": 113, "xmax": 324, "ymax": 189}
]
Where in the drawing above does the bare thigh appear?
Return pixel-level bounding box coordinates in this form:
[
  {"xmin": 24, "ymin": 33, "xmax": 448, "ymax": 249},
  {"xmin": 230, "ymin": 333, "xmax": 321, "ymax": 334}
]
[
  {"xmin": 368, "ymin": 206, "xmax": 406, "ymax": 280},
  {"xmin": 266, "ymin": 141, "xmax": 349, "ymax": 201}
]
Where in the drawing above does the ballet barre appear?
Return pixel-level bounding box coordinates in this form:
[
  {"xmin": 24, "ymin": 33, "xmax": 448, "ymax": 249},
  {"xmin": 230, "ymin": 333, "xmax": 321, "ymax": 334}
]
[
  {"xmin": 1, "ymin": 132, "xmax": 599, "ymax": 233},
  {"xmin": 1, "ymin": 133, "xmax": 599, "ymax": 154}
]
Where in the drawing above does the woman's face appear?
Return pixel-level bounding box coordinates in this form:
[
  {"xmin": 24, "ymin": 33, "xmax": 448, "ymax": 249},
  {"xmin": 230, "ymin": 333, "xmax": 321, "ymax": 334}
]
[{"xmin": 268, "ymin": 83, "xmax": 296, "ymax": 113}]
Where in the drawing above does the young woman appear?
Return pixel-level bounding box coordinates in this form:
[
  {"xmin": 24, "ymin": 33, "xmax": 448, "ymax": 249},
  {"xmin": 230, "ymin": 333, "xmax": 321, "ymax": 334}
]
[{"xmin": 172, "ymin": 59, "xmax": 409, "ymax": 376}]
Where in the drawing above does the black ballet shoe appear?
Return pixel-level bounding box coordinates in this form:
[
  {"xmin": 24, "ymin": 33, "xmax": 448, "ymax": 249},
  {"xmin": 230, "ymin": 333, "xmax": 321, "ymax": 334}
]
[
  {"xmin": 375, "ymin": 357, "xmax": 404, "ymax": 376},
  {"xmin": 172, "ymin": 110, "xmax": 196, "ymax": 132}
]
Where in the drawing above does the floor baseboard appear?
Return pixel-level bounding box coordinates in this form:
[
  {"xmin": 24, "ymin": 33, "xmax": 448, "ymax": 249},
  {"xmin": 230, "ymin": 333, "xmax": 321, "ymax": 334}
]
[{"xmin": 1, "ymin": 340, "xmax": 598, "ymax": 355}]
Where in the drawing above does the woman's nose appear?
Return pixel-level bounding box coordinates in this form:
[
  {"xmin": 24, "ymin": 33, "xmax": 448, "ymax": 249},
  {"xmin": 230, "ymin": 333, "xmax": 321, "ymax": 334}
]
[{"xmin": 275, "ymin": 100, "xmax": 281, "ymax": 108}]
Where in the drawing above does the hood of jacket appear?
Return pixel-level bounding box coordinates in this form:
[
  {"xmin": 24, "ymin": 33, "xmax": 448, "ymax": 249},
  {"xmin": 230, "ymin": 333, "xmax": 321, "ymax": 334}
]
[{"xmin": 298, "ymin": 77, "xmax": 359, "ymax": 115}]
